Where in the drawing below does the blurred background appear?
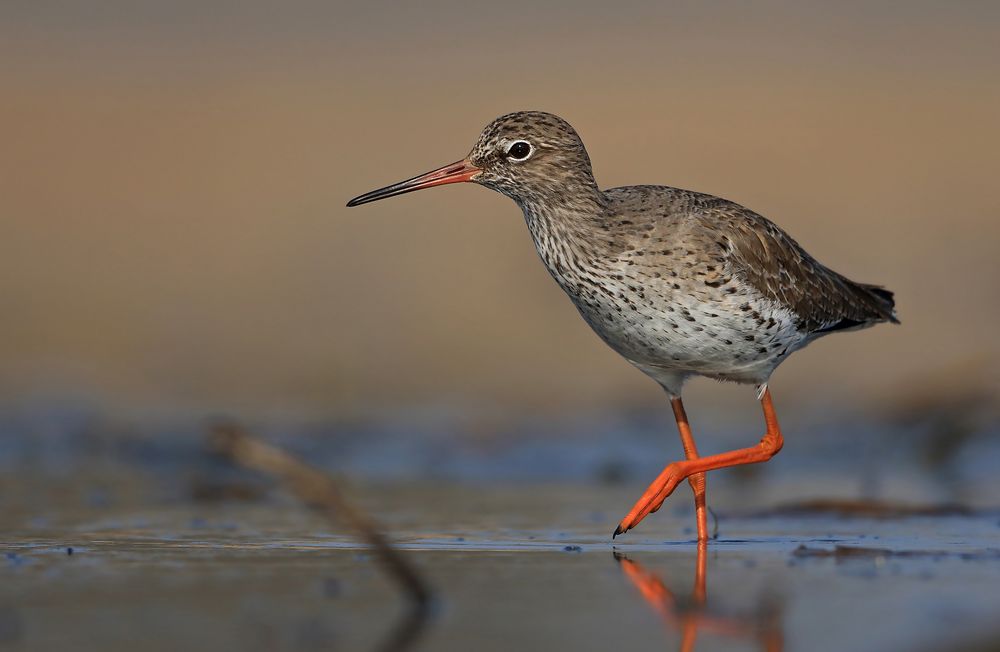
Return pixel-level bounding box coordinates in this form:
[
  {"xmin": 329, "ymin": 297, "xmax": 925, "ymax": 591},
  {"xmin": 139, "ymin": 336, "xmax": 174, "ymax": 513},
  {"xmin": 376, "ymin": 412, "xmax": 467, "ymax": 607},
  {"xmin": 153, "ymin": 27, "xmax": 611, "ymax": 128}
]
[
  {"xmin": 2, "ymin": 4, "xmax": 1000, "ymax": 651},
  {"xmin": 1, "ymin": 0, "xmax": 998, "ymax": 463}
]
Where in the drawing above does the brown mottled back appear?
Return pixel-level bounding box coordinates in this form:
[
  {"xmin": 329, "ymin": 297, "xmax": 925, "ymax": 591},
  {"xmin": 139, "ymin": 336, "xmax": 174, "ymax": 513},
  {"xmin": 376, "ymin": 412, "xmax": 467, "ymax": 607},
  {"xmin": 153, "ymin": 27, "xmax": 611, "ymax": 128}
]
[{"xmin": 605, "ymin": 186, "xmax": 899, "ymax": 335}]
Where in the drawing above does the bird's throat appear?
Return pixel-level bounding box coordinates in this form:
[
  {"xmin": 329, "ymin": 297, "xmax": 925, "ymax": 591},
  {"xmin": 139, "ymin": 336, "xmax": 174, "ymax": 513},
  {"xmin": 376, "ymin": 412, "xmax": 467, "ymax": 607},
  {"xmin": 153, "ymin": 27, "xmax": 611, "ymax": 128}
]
[{"xmin": 520, "ymin": 196, "xmax": 614, "ymax": 291}]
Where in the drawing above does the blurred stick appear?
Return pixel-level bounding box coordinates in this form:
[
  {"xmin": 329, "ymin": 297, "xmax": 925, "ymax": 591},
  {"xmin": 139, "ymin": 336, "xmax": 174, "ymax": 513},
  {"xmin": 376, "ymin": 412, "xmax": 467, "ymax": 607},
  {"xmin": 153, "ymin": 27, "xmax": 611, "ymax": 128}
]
[{"xmin": 210, "ymin": 423, "xmax": 431, "ymax": 607}]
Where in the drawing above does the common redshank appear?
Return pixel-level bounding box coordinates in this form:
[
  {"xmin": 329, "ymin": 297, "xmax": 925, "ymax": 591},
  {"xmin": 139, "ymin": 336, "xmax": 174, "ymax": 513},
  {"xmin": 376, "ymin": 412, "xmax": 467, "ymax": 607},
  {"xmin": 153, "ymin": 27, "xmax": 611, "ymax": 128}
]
[{"xmin": 347, "ymin": 111, "xmax": 898, "ymax": 541}]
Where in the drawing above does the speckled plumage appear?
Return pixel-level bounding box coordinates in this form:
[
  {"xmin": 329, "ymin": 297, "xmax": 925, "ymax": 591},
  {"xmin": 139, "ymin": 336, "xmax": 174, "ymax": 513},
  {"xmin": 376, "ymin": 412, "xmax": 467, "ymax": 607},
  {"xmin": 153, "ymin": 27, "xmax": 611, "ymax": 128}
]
[
  {"xmin": 347, "ymin": 110, "xmax": 900, "ymax": 539},
  {"xmin": 462, "ymin": 111, "xmax": 897, "ymax": 396}
]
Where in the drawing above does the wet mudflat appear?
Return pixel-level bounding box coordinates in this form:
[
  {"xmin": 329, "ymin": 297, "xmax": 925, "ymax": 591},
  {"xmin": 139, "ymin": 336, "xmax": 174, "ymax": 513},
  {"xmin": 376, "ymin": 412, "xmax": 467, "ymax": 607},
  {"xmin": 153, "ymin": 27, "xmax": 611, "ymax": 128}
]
[
  {"xmin": 3, "ymin": 481, "xmax": 1000, "ymax": 652},
  {"xmin": 2, "ymin": 404, "xmax": 999, "ymax": 651}
]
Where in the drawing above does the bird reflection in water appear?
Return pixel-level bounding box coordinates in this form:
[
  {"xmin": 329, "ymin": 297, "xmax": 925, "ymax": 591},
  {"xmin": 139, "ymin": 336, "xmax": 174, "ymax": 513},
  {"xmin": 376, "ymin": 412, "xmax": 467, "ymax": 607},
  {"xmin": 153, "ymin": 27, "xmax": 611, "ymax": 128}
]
[{"xmin": 614, "ymin": 543, "xmax": 782, "ymax": 652}]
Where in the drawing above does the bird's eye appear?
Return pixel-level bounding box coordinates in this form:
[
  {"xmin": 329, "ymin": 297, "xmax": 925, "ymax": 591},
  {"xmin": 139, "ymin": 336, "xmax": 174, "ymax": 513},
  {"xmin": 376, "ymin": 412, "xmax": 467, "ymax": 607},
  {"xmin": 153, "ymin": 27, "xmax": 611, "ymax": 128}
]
[{"xmin": 506, "ymin": 141, "xmax": 532, "ymax": 161}]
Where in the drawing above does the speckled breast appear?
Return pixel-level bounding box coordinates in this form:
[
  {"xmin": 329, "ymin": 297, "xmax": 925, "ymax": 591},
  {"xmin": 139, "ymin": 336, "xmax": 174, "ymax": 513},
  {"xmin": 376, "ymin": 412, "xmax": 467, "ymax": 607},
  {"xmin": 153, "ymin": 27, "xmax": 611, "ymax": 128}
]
[{"xmin": 549, "ymin": 256, "xmax": 807, "ymax": 384}]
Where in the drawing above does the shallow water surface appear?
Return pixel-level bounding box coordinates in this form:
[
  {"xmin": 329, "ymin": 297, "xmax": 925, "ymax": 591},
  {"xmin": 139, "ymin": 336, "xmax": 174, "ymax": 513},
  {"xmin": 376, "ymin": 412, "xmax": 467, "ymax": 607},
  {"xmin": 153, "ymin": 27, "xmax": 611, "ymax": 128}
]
[
  {"xmin": 3, "ymin": 407, "xmax": 999, "ymax": 650},
  {"xmin": 3, "ymin": 482, "xmax": 1000, "ymax": 652}
]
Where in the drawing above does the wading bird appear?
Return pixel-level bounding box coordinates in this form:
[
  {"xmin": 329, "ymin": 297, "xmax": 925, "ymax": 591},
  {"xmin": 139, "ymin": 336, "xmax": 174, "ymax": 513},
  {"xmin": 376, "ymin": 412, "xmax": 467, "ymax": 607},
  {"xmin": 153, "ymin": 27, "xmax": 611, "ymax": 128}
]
[{"xmin": 347, "ymin": 112, "xmax": 897, "ymax": 541}]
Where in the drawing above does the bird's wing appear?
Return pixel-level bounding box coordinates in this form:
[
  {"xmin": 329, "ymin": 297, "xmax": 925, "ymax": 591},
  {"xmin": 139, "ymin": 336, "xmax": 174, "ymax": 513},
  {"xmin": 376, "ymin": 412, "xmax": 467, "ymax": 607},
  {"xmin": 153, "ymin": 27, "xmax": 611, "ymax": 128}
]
[{"xmin": 691, "ymin": 195, "xmax": 898, "ymax": 334}]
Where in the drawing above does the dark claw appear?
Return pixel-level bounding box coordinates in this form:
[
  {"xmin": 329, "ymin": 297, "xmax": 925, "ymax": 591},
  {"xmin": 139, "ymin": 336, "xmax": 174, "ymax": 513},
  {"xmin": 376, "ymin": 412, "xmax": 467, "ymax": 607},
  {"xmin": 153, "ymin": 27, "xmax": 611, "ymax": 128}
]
[{"xmin": 612, "ymin": 525, "xmax": 624, "ymax": 539}]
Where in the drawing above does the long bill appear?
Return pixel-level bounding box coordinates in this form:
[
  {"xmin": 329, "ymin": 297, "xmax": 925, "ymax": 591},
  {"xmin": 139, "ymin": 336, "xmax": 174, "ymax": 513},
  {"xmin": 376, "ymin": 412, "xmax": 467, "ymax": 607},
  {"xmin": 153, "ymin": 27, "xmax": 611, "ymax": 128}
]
[{"xmin": 346, "ymin": 159, "xmax": 481, "ymax": 207}]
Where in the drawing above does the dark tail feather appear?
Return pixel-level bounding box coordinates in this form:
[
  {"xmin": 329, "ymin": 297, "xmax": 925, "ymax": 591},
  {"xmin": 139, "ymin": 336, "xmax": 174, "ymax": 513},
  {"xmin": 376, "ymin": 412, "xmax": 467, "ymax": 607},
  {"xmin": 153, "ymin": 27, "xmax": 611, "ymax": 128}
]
[
  {"xmin": 861, "ymin": 284, "xmax": 899, "ymax": 324},
  {"xmin": 813, "ymin": 283, "xmax": 899, "ymax": 335}
]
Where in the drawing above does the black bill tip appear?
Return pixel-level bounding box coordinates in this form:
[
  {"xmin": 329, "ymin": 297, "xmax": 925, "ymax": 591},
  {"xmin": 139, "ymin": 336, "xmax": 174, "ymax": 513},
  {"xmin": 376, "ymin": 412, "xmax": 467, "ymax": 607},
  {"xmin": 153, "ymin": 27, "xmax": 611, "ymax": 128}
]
[{"xmin": 345, "ymin": 159, "xmax": 480, "ymax": 209}]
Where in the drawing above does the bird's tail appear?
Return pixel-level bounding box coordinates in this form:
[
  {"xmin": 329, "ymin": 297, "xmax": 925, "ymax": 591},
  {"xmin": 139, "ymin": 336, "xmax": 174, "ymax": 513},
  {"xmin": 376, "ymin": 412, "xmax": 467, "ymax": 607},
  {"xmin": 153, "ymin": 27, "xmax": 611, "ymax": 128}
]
[
  {"xmin": 812, "ymin": 280, "xmax": 899, "ymax": 335},
  {"xmin": 859, "ymin": 284, "xmax": 899, "ymax": 324}
]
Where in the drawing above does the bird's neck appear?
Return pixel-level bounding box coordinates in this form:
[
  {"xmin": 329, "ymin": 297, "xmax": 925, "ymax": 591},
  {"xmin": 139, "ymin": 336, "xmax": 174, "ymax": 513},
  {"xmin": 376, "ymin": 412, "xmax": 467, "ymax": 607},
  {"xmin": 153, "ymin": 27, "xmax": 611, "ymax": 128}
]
[{"xmin": 518, "ymin": 186, "xmax": 614, "ymax": 287}]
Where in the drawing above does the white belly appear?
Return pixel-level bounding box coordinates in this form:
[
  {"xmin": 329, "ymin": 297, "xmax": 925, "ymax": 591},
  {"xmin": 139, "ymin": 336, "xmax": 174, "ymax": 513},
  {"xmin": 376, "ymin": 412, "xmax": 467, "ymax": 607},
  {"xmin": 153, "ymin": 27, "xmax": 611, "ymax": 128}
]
[{"xmin": 566, "ymin": 275, "xmax": 806, "ymax": 389}]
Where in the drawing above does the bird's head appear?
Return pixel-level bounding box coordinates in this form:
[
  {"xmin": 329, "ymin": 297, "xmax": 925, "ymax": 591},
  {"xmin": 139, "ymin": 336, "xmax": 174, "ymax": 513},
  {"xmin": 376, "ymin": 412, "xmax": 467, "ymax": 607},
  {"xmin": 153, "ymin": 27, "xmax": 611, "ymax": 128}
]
[{"xmin": 347, "ymin": 111, "xmax": 598, "ymax": 209}]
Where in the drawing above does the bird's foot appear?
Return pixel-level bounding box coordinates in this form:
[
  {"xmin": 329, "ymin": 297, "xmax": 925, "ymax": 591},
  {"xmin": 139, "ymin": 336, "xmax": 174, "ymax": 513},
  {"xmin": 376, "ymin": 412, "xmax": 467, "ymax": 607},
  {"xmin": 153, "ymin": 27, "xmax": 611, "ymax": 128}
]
[{"xmin": 613, "ymin": 461, "xmax": 687, "ymax": 538}]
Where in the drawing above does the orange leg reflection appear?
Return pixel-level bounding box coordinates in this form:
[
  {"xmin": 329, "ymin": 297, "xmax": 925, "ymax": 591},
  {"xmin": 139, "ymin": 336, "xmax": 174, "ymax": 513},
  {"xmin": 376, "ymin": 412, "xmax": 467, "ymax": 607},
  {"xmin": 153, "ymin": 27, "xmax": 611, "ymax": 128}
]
[{"xmin": 614, "ymin": 543, "xmax": 783, "ymax": 652}]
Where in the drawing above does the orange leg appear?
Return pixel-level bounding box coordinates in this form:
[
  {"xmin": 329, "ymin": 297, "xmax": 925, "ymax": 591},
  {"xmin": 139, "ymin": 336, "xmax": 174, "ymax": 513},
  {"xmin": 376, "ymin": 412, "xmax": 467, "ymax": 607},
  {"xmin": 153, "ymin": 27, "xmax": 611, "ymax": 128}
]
[
  {"xmin": 614, "ymin": 387, "xmax": 784, "ymax": 538},
  {"xmin": 672, "ymin": 397, "xmax": 709, "ymax": 542}
]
